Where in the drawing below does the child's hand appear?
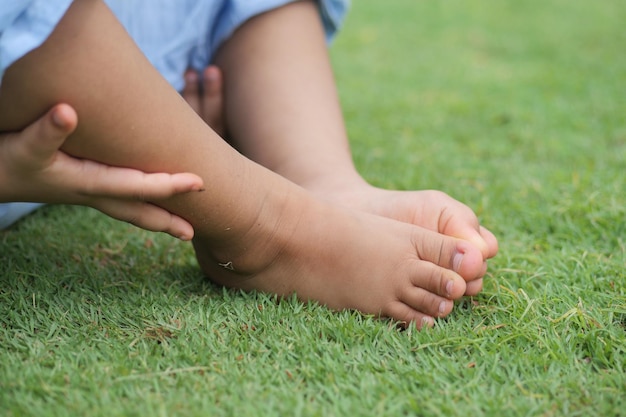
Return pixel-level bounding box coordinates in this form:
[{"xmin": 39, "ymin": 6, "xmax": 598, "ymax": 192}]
[{"xmin": 0, "ymin": 103, "xmax": 204, "ymax": 240}]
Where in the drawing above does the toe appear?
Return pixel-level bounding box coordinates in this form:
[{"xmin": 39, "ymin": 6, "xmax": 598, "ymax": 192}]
[
  {"xmin": 182, "ymin": 70, "xmax": 201, "ymax": 115},
  {"xmin": 411, "ymin": 227, "xmax": 485, "ymax": 280},
  {"xmin": 400, "ymin": 284, "xmax": 457, "ymax": 317},
  {"xmin": 479, "ymin": 226, "xmax": 499, "ymax": 259},
  {"xmin": 384, "ymin": 301, "xmax": 435, "ymax": 330},
  {"xmin": 465, "ymin": 278, "xmax": 484, "ymax": 296},
  {"xmin": 201, "ymin": 66, "xmax": 225, "ymax": 136}
]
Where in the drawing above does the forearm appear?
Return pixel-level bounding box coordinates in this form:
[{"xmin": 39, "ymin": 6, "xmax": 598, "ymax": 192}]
[{"xmin": 214, "ymin": 1, "xmax": 365, "ymax": 189}]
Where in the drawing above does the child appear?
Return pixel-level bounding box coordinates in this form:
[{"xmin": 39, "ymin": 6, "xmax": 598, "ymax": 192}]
[{"xmin": 0, "ymin": 0, "xmax": 497, "ymax": 328}]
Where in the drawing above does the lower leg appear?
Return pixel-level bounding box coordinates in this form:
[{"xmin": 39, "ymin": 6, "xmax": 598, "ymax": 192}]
[
  {"xmin": 0, "ymin": 0, "xmax": 485, "ymax": 327},
  {"xmin": 0, "ymin": 0, "xmax": 256, "ymax": 241},
  {"xmin": 182, "ymin": 66, "xmax": 226, "ymax": 138},
  {"xmin": 214, "ymin": 1, "xmax": 357, "ymax": 187},
  {"xmin": 212, "ymin": 1, "xmax": 498, "ymax": 274}
]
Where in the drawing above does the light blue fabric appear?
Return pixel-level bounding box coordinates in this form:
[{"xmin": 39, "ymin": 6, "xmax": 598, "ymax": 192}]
[
  {"xmin": 0, "ymin": 0, "xmax": 350, "ymax": 229},
  {"xmin": 1, "ymin": 0, "xmax": 350, "ymax": 90},
  {"xmin": 0, "ymin": 0, "xmax": 73, "ymax": 82},
  {"xmin": 0, "ymin": 203, "xmax": 44, "ymax": 229}
]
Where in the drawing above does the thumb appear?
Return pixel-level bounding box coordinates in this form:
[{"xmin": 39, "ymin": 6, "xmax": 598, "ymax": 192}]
[{"xmin": 21, "ymin": 104, "xmax": 78, "ymax": 161}]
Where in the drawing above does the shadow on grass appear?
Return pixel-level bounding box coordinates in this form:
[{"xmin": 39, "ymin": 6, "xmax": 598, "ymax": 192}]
[{"xmin": 0, "ymin": 205, "xmax": 233, "ymax": 311}]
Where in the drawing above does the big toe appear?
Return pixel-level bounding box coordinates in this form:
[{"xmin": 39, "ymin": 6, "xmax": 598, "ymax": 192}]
[{"xmin": 412, "ymin": 227, "xmax": 485, "ymax": 280}]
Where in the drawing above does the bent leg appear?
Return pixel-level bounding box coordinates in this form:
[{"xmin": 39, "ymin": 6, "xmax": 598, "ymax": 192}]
[
  {"xmin": 213, "ymin": 1, "xmax": 498, "ymax": 277},
  {"xmin": 0, "ymin": 0, "xmax": 255, "ymax": 241},
  {"xmin": 0, "ymin": 0, "xmax": 486, "ymax": 327}
]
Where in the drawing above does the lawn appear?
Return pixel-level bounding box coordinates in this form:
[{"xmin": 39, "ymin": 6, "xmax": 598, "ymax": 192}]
[{"xmin": 1, "ymin": 0, "xmax": 625, "ymax": 416}]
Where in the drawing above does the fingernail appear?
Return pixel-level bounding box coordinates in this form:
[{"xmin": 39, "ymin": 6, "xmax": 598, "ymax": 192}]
[
  {"xmin": 453, "ymin": 252, "xmax": 464, "ymax": 272},
  {"xmin": 51, "ymin": 109, "xmax": 65, "ymax": 129}
]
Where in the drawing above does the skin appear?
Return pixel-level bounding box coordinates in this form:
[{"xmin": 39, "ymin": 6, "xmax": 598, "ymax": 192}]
[
  {"xmin": 0, "ymin": 0, "xmax": 492, "ymax": 328},
  {"xmin": 0, "ymin": 103, "xmax": 204, "ymax": 239},
  {"xmin": 183, "ymin": 1, "xmax": 498, "ymax": 294},
  {"xmin": 184, "ymin": 66, "xmax": 496, "ymax": 295},
  {"xmin": 181, "ymin": 67, "xmax": 225, "ymax": 138}
]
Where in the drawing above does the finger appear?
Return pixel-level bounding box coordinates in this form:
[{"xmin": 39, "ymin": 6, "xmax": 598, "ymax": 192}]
[
  {"xmin": 182, "ymin": 70, "xmax": 201, "ymax": 115},
  {"xmin": 50, "ymin": 103, "xmax": 78, "ymax": 132},
  {"xmin": 14, "ymin": 104, "xmax": 77, "ymax": 164},
  {"xmin": 201, "ymin": 66, "xmax": 225, "ymax": 136},
  {"xmin": 76, "ymin": 160, "xmax": 204, "ymax": 200},
  {"xmin": 94, "ymin": 199, "xmax": 195, "ymax": 240}
]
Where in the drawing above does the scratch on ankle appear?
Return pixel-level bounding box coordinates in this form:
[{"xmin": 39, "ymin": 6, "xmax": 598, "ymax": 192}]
[{"xmin": 218, "ymin": 261, "xmax": 234, "ymax": 271}]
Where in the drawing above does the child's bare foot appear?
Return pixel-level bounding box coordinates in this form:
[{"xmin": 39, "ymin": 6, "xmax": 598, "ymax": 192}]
[
  {"xmin": 192, "ymin": 184, "xmax": 486, "ymax": 329},
  {"xmin": 181, "ymin": 68, "xmax": 496, "ymax": 284},
  {"xmin": 303, "ymin": 179, "xmax": 499, "ymax": 295},
  {"xmin": 182, "ymin": 67, "xmax": 497, "ymax": 297},
  {"xmin": 3, "ymin": 0, "xmax": 487, "ymax": 332}
]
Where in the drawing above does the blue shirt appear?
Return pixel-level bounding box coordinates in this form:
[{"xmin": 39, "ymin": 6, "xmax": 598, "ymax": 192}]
[
  {"xmin": 0, "ymin": 0, "xmax": 350, "ymax": 229},
  {"xmin": 0, "ymin": 0, "xmax": 350, "ymax": 91}
]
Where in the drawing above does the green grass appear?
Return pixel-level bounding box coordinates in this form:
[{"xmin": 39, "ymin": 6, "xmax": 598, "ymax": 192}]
[{"xmin": 1, "ymin": 0, "xmax": 625, "ymax": 415}]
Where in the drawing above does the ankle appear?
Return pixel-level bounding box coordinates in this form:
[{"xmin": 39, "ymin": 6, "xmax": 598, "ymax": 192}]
[
  {"xmin": 299, "ymin": 170, "xmax": 369, "ymax": 196},
  {"xmin": 193, "ymin": 181, "xmax": 304, "ymax": 280}
]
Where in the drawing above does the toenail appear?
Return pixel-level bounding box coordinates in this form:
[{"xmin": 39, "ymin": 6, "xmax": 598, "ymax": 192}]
[
  {"xmin": 446, "ymin": 280, "xmax": 454, "ymax": 296},
  {"xmin": 453, "ymin": 252, "xmax": 464, "ymax": 271},
  {"xmin": 185, "ymin": 71, "xmax": 198, "ymax": 83},
  {"xmin": 439, "ymin": 301, "xmax": 448, "ymax": 316}
]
